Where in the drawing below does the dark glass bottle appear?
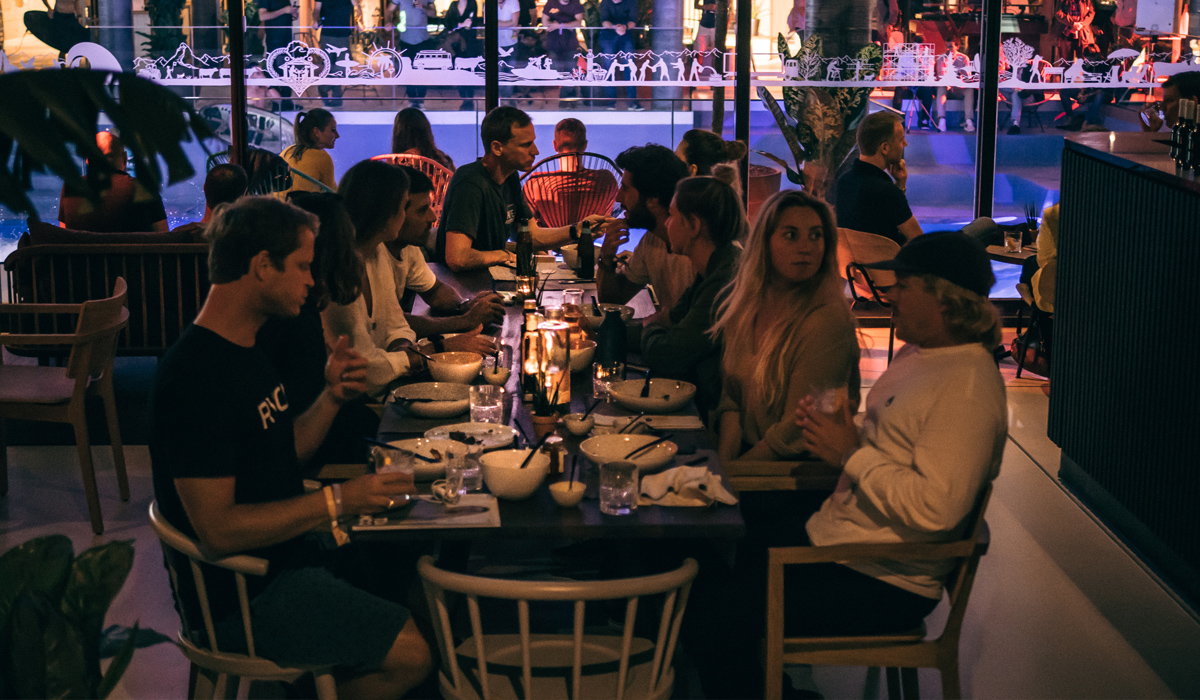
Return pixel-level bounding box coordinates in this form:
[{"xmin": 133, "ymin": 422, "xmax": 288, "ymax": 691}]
[
  {"xmin": 515, "ymin": 220, "xmax": 534, "ymax": 277},
  {"xmin": 1170, "ymin": 102, "xmax": 1183, "ymax": 163},
  {"xmin": 595, "ymin": 308, "xmax": 627, "ymax": 365},
  {"xmin": 577, "ymin": 220, "xmax": 595, "ymax": 279},
  {"xmin": 1186, "ymin": 100, "xmax": 1200, "ymax": 172}
]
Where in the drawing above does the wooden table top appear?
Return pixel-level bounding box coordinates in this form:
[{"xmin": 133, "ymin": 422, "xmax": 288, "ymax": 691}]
[{"xmin": 986, "ymin": 244, "xmax": 1038, "ymax": 265}]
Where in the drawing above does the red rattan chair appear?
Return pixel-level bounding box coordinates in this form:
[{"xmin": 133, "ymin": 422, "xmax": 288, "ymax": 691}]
[
  {"xmin": 372, "ymin": 153, "xmax": 455, "ymax": 249},
  {"xmin": 521, "ymin": 152, "xmax": 621, "ymax": 229}
]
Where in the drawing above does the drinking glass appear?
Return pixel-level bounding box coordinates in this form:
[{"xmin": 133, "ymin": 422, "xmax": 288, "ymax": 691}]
[
  {"xmin": 483, "ymin": 345, "xmax": 513, "ymax": 386},
  {"xmin": 516, "ymin": 275, "xmax": 537, "ymax": 298},
  {"xmin": 469, "ymin": 385, "xmax": 505, "ymax": 423},
  {"xmin": 458, "ymin": 444, "xmax": 484, "ymax": 491},
  {"xmin": 1004, "ymin": 229, "xmax": 1022, "ymax": 253},
  {"xmin": 599, "ymin": 460, "xmax": 639, "ymax": 515},
  {"xmin": 438, "ymin": 455, "xmax": 467, "ymax": 503},
  {"xmin": 562, "ymin": 289, "xmax": 584, "ymax": 333},
  {"xmin": 543, "ymin": 305, "xmax": 564, "ymax": 322},
  {"xmin": 593, "ymin": 361, "xmax": 625, "ymax": 401},
  {"xmin": 371, "ymin": 445, "xmax": 416, "ymax": 493}
]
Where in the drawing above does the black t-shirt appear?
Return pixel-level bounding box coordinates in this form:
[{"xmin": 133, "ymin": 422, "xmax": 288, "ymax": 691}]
[
  {"xmin": 436, "ymin": 158, "xmax": 532, "ymax": 262},
  {"xmin": 150, "ymin": 324, "xmax": 307, "ymax": 624},
  {"xmin": 319, "ymin": 0, "xmax": 356, "ymax": 35},
  {"xmin": 262, "ymin": 0, "xmax": 294, "ymax": 50},
  {"xmin": 58, "ymin": 173, "xmax": 167, "ymax": 233},
  {"xmin": 834, "ymin": 160, "xmax": 914, "ymax": 247}
]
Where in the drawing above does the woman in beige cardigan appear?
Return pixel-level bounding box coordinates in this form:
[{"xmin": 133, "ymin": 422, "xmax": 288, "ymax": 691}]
[{"xmin": 711, "ymin": 189, "xmax": 861, "ymax": 461}]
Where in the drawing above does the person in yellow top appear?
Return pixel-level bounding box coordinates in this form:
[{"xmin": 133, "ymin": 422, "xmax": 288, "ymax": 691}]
[{"xmin": 281, "ymin": 109, "xmax": 339, "ymax": 194}]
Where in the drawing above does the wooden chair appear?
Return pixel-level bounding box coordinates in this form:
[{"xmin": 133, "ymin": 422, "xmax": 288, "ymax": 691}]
[
  {"xmin": 148, "ymin": 501, "xmax": 338, "ymax": 700},
  {"xmin": 521, "ymin": 153, "xmax": 621, "ymax": 229},
  {"xmin": 372, "ymin": 153, "xmax": 456, "ymax": 241},
  {"xmin": 763, "ymin": 485, "xmax": 994, "ymax": 700},
  {"xmin": 418, "ymin": 554, "xmax": 697, "ymax": 700},
  {"xmin": 0, "ymin": 278, "xmax": 129, "ymax": 534},
  {"xmin": 837, "ymin": 228, "xmax": 902, "ymax": 363},
  {"xmin": 723, "ymin": 459, "xmax": 842, "ymax": 494}
]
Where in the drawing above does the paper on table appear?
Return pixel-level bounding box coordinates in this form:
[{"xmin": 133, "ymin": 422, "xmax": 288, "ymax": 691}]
[
  {"xmin": 350, "ymin": 493, "xmax": 500, "ymax": 531},
  {"xmin": 488, "ymin": 262, "xmax": 576, "ymax": 282},
  {"xmin": 590, "ymin": 405, "xmax": 705, "ymax": 430}
]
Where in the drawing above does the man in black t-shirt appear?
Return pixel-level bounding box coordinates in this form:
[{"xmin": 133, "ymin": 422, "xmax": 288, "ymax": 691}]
[
  {"xmin": 316, "ymin": 0, "xmax": 357, "ymax": 106},
  {"xmin": 150, "ymin": 196, "xmax": 431, "ymax": 696},
  {"xmin": 436, "ymin": 106, "xmax": 604, "ymax": 271},
  {"xmin": 58, "ymin": 132, "xmax": 168, "ymax": 233},
  {"xmin": 835, "ymin": 111, "xmax": 923, "ymax": 247}
]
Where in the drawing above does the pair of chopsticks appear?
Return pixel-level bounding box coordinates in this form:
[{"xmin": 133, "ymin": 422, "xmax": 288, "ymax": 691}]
[
  {"xmin": 362, "ymin": 436, "xmax": 438, "ymax": 463},
  {"xmin": 622, "ymin": 433, "xmax": 674, "ymax": 460},
  {"xmin": 617, "ymin": 411, "xmax": 646, "ymax": 434}
]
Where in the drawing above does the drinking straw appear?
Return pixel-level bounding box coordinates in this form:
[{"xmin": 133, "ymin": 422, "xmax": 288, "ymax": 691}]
[
  {"xmin": 520, "ymin": 431, "xmax": 554, "ymax": 469},
  {"xmin": 582, "ymin": 399, "xmax": 602, "ymax": 419},
  {"xmin": 569, "ymin": 454, "xmax": 579, "ymax": 490}
]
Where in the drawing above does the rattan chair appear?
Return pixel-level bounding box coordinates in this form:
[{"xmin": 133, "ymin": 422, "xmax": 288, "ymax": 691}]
[
  {"xmin": 372, "ymin": 153, "xmax": 456, "ymax": 244},
  {"xmin": 148, "ymin": 501, "xmax": 338, "ymax": 700},
  {"xmin": 837, "ymin": 227, "xmax": 902, "ymax": 363},
  {"xmin": 763, "ymin": 485, "xmax": 993, "ymax": 700},
  {"xmin": 419, "ymin": 554, "xmax": 697, "ymax": 700},
  {"xmin": 521, "ymin": 153, "xmax": 621, "ymax": 229},
  {"xmin": 0, "ymin": 278, "xmax": 129, "ymax": 534}
]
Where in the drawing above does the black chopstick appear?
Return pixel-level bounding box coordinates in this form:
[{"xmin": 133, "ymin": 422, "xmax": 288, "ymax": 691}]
[
  {"xmin": 362, "ymin": 436, "xmax": 438, "ymax": 463},
  {"xmin": 623, "ymin": 433, "xmax": 674, "ymax": 460}
]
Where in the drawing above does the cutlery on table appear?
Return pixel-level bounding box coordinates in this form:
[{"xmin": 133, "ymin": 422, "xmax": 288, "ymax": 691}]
[
  {"xmin": 520, "ymin": 431, "xmax": 555, "ymax": 469},
  {"xmin": 618, "ymin": 411, "xmax": 646, "ymax": 434},
  {"xmin": 623, "ymin": 433, "xmax": 674, "ymax": 460},
  {"xmin": 361, "ymin": 436, "xmax": 439, "ymax": 463},
  {"xmin": 640, "ymin": 369, "xmax": 653, "ymax": 398},
  {"xmin": 591, "ymin": 295, "xmax": 601, "ymax": 316}
]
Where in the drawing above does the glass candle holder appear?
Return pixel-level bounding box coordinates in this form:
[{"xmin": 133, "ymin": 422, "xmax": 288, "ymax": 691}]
[{"xmin": 516, "ymin": 275, "xmax": 537, "ymax": 298}]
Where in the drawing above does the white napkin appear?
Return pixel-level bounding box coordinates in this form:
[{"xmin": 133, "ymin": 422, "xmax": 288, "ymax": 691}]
[{"xmin": 639, "ymin": 466, "xmax": 739, "ymax": 507}]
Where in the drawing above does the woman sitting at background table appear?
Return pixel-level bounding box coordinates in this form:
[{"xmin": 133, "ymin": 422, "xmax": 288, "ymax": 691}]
[
  {"xmin": 711, "ymin": 189, "xmax": 860, "ymax": 462},
  {"xmin": 257, "ymin": 192, "xmax": 379, "ymax": 467},
  {"xmin": 634, "ymin": 176, "xmax": 745, "ymax": 416},
  {"xmin": 281, "ymin": 109, "xmax": 339, "ymax": 194},
  {"xmin": 674, "ymin": 128, "xmax": 747, "ymax": 190},
  {"xmin": 390, "ymin": 108, "xmax": 455, "ymax": 170}
]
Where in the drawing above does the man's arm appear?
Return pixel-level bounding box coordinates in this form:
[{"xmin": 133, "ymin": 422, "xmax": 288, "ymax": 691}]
[
  {"xmin": 897, "ymin": 215, "xmax": 922, "ymax": 241},
  {"xmin": 293, "ymin": 335, "xmax": 367, "ymax": 463},
  {"xmin": 444, "ymin": 231, "xmax": 514, "ymax": 272},
  {"xmin": 408, "ymin": 286, "xmax": 504, "ymax": 336}
]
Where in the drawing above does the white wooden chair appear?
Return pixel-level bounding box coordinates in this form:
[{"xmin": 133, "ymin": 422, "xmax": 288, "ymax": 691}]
[
  {"xmin": 763, "ymin": 485, "xmax": 993, "ymax": 700},
  {"xmin": 836, "ymin": 227, "xmax": 902, "ymax": 363},
  {"xmin": 419, "ymin": 555, "xmax": 697, "ymax": 700},
  {"xmin": 148, "ymin": 501, "xmax": 337, "ymax": 700}
]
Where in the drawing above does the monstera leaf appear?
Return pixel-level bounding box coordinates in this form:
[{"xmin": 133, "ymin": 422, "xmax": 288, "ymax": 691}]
[{"xmin": 0, "ymin": 69, "xmax": 214, "ymax": 219}]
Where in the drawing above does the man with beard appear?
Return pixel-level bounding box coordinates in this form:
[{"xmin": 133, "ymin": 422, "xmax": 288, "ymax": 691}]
[
  {"xmin": 835, "ymin": 111, "xmax": 923, "ymax": 247},
  {"xmin": 595, "ymin": 144, "xmax": 692, "ymax": 309},
  {"xmin": 385, "ymin": 166, "xmax": 503, "ymax": 355}
]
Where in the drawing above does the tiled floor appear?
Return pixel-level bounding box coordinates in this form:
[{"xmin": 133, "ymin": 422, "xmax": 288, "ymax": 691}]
[{"xmin": 1, "ymin": 328, "xmax": 1197, "ymax": 699}]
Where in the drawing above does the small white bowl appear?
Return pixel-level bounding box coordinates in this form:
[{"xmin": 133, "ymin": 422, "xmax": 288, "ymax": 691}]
[
  {"xmin": 580, "ymin": 304, "xmax": 635, "ymax": 331},
  {"xmin": 480, "ymin": 449, "xmax": 551, "ymax": 500},
  {"xmin": 563, "ymin": 412, "xmax": 595, "ymax": 436},
  {"xmin": 609, "ymin": 378, "xmax": 697, "ymax": 414},
  {"xmin": 569, "ymin": 339, "xmax": 596, "ymax": 372},
  {"xmin": 549, "ymin": 481, "xmax": 586, "ymax": 507},
  {"xmin": 580, "ymin": 433, "xmax": 678, "ymax": 472},
  {"xmin": 428, "ymin": 351, "xmax": 483, "ymax": 383}
]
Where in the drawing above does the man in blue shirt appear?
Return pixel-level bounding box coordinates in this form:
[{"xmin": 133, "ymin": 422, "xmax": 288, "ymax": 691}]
[{"xmin": 598, "ymin": 0, "xmax": 641, "ymax": 110}]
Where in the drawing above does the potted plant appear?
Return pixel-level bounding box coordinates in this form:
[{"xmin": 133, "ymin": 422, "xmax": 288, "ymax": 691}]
[
  {"xmin": 755, "ymin": 34, "xmax": 882, "ymax": 199},
  {"xmin": 529, "ymin": 368, "xmax": 564, "ymax": 441}
]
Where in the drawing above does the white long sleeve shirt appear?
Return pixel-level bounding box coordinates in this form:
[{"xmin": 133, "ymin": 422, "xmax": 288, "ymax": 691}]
[
  {"xmin": 806, "ymin": 342, "xmax": 1007, "ymax": 599},
  {"xmin": 321, "ymin": 244, "xmax": 418, "ymax": 398}
]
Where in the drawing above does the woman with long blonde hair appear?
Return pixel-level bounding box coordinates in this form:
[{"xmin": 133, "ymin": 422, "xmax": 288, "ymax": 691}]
[{"xmin": 710, "ymin": 189, "xmax": 860, "ymax": 461}]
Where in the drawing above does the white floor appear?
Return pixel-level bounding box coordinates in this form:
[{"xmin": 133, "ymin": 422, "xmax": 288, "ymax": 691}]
[{"xmin": 1, "ymin": 328, "xmax": 1197, "ymax": 699}]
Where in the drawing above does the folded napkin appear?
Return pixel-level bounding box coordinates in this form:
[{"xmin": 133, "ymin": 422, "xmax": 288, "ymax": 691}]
[{"xmin": 639, "ymin": 466, "xmax": 738, "ymax": 507}]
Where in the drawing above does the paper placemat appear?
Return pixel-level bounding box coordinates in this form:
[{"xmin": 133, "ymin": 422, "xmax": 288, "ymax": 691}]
[
  {"xmin": 351, "ymin": 494, "xmax": 500, "ymax": 531},
  {"xmin": 590, "ymin": 403, "xmax": 705, "ymax": 431},
  {"xmin": 489, "ymin": 262, "xmax": 582, "ymax": 282}
]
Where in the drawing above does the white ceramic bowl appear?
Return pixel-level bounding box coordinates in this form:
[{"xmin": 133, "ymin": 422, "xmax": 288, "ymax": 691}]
[
  {"xmin": 390, "ymin": 382, "xmax": 470, "ymax": 418},
  {"xmin": 549, "ymin": 481, "xmax": 586, "ymax": 507},
  {"xmin": 428, "ymin": 351, "xmax": 483, "ymax": 383},
  {"xmin": 609, "ymin": 378, "xmax": 697, "ymax": 414},
  {"xmin": 561, "ymin": 243, "xmax": 601, "ymax": 271},
  {"xmin": 480, "ymin": 449, "xmax": 551, "ymax": 500},
  {"xmin": 562, "ymin": 412, "xmax": 595, "ymax": 436},
  {"xmin": 387, "ymin": 438, "xmax": 469, "ymax": 480},
  {"xmin": 569, "ymin": 339, "xmax": 596, "ymax": 372},
  {"xmin": 580, "ymin": 433, "xmax": 678, "ymax": 472},
  {"xmin": 580, "ymin": 304, "xmax": 635, "ymax": 331}
]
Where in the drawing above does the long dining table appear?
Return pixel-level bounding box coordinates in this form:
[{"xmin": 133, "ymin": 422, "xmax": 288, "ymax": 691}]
[{"xmin": 353, "ymin": 258, "xmax": 745, "ymax": 543}]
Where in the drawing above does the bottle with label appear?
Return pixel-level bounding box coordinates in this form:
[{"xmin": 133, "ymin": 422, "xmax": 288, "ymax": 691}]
[
  {"xmin": 577, "ymin": 220, "xmax": 595, "ymax": 279},
  {"xmin": 595, "ymin": 308, "xmax": 627, "ymax": 365},
  {"xmin": 516, "ymin": 219, "xmax": 535, "ymax": 277}
]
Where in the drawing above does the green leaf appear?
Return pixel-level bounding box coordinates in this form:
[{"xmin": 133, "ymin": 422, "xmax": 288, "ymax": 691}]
[
  {"xmin": 59, "ymin": 540, "xmax": 135, "ymax": 688},
  {"xmin": 752, "ymin": 150, "xmax": 803, "ymax": 185},
  {"xmin": 0, "ymin": 535, "xmax": 74, "ymax": 633},
  {"xmin": 0, "ymin": 591, "xmax": 90, "ymax": 700},
  {"xmin": 776, "ymin": 32, "xmax": 793, "ymax": 61},
  {"xmin": 756, "ymin": 86, "xmax": 806, "ymax": 167},
  {"xmin": 95, "ymin": 623, "xmax": 139, "ymax": 699}
]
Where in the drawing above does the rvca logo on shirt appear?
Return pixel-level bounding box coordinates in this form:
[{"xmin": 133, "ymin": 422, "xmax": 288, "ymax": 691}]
[
  {"xmin": 505, "ymin": 205, "xmax": 515, "ymax": 226},
  {"xmin": 257, "ymin": 384, "xmax": 290, "ymax": 430}
]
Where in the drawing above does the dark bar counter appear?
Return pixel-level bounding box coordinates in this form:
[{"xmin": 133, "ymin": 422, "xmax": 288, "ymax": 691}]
[{"xmin": 1050, "ymin": 133, "xmax": 1200, "ymax": 605}]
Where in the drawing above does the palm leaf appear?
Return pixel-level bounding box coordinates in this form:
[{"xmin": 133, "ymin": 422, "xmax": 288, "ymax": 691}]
[
  {"xmin": 0, "ymin": 69, "xmax": 214, "ymax": 219},
  {"xmin": 757, "ymin": 86, "xmax": 806, "ymax": 168}
]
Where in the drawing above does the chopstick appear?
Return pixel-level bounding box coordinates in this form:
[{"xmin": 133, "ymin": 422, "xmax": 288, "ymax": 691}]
[
  {"xmin": 617, "ymin": 410, "xmax": 646, "ymax": 434},
  {"xmin": 520, "ymin": 431, "xmax": 554, "ymax": 469},
  {"xmin": 623, "ymin": 433, "xmax": 674, "ymax": 460},
  {"xmin": 362, "ymin": 436, "xmax": 439, "ymax": 463}
]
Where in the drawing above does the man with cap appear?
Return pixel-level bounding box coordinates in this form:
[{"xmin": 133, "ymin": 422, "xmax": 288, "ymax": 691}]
[{"xmin": 680, "ymin": 231, "xmax": 1008, "ymax": 699}]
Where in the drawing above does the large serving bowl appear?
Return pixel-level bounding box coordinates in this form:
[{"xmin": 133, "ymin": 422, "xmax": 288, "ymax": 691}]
[
  {"xmin": 580, "ymin": 433, "xmax": 678, "ymax": 472},
  {"xmin": 609, "ymin": 378, "xmax": 697, "ymax": 413},
  {"xmin": 480, "ymin": 449, "xmax": 551, "ymax": 500},
  {"xmin": 580, "ymin": 304, "xmax": 634, "ymax": 331},
  {"xmin": 387, "ymin": 438, "xmax": 469, "ymax": 480},
  {"xmin": 428, "ymin": 351, "xmax": 483, "ymax": 383},
  {"xmin": 560, "ymin": 243, "xmax": 600, "ymax": 270},
  {"xmin": 569, "ymin": 338, "xmax": 596, "ymax": 372},
  {"xmin": 390, "ymin": 382, "xmax": 470, "ymax": 418}
]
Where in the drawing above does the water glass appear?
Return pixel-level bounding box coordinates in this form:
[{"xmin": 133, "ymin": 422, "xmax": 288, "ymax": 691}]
[
  {"xmin": 516, "ymin": 275, "xmax": 537, "ymax": 298},
  {"xmin": 1004, "ymin": 229, "xmax": 1022, "ymax": 253},
  {"xmin": 599, "ymin": 460, "xmax": 639, "ymax": 515},
  {"xmin": 371, "ymin": 445, "xmax": 416, "ymax": 490},
  {"xmin": 469, "ymin": 385, "xmax": 505, "ymax": 423},
  {"xmin": 458, "ymin": 444, "xmax": 484, "ymax": 491},
  {"xmin": 593, "ymin": 361, "xmax": 625, "ymax": 401},
  {"xmin": 431, "ymin": 465, "xmax": 464, "ymax": 506}
]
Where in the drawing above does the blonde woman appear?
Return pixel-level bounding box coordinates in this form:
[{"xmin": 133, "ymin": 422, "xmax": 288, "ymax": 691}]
[
  {"xmin": 281, "ymin": 108, "xmax": 339, "ymax": 194},
  {"xmin": 711, "ymin": 189, "xmax": 860, "ymax": 462}
]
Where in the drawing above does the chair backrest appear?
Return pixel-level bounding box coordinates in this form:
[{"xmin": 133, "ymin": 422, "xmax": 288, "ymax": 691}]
[
  {"xmin": 66, "ymin": 277, "xmax": 128, "ymax": 381},
  {"xmin": 418, "ymin": 555, "xmax": 698, "ymax": 700},
  {"xmin": 148, "ymin": 500, "xmax": 270, "ymax": 657},
  {"xmin": 724, "ymin": 459, "xmax": 841, "ymax": 493},
  {"xmin": 372, "ymin": 153, "xmax": 455, "ymax": 231},
  {"xmin": 836, "ymin": 227, "xmax": 901, "ymax": 304},
  {"xmin": 521, "ymin": 152, "xmax": 622, "ymax": 228}
]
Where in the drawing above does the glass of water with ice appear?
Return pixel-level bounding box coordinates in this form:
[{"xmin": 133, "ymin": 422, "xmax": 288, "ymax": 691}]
[
  {"xmin": 599, "ymin": 460, "xmax": 639, "ymax": 515},
  {"xmin": 469, "ymin": 385, "xmax": 505, "ymax": 423}
]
